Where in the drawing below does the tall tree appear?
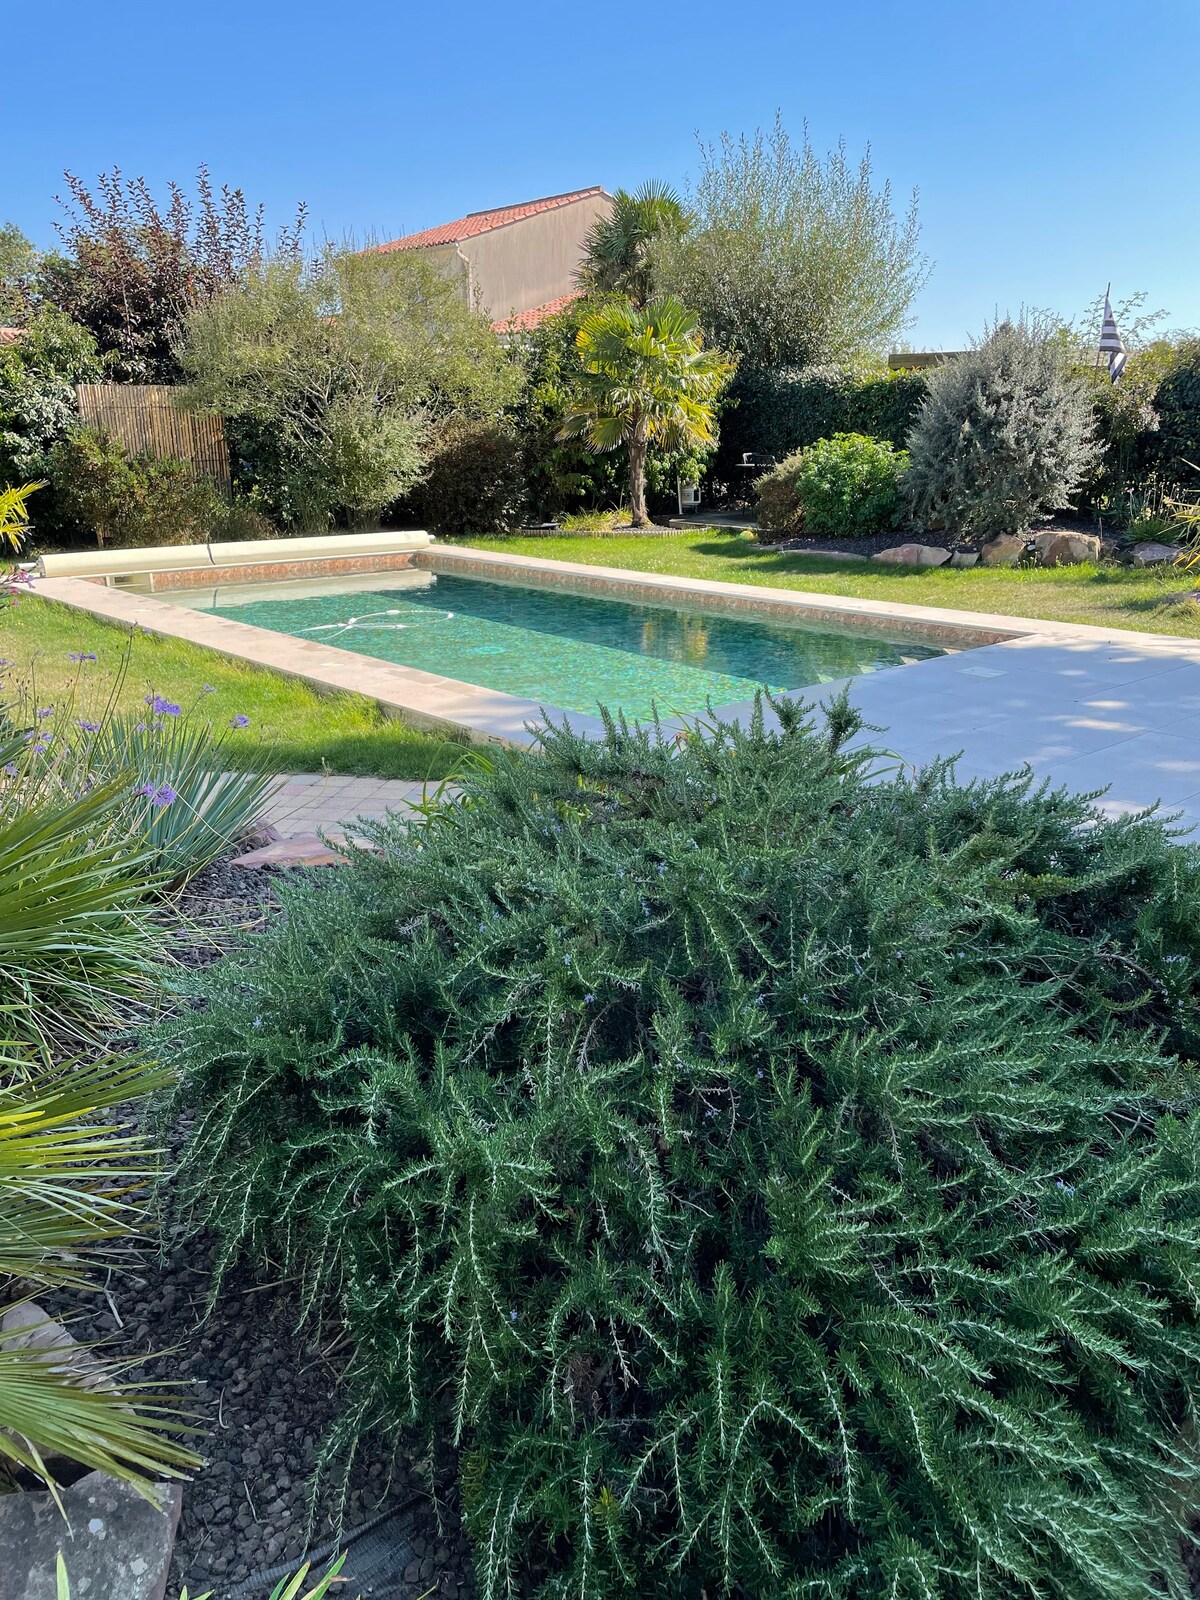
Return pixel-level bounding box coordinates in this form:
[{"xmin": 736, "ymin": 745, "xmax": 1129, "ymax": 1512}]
[
  {"xmin": 43, "ymin": 167, "xmax": 307, "ymax": 383},
  {"xmin": 178, "ymin": 244, "xmax": 519, "ymax": 529},
  {"xmin": 656, "ymin": 115, "xmax": 929, "ymax": 370},
  {"xmin": 560, "ymin": 297, "xmax": 731, "ymax": 526},
  {"xmin": 577, "ymin": 182, "xmax": 691, "ymax": 308}
]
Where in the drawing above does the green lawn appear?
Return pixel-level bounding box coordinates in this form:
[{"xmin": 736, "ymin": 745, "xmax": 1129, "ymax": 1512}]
[
  {"xmin": 461, "ymin": 532, "xmax": 1200, "ymax": 639},
  {"xmin": 1, "ymin": 597, "xmax": 467, "ymax": 779}
]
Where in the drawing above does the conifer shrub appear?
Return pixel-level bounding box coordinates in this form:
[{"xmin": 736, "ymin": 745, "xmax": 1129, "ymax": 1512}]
[
  {"xmin": 755, "ymin": 431, "xmax": 908, "ymax": 534},
  {"xmin": 905, "ymin": 318, "xmax": 1099, "ymax": 537},
  {"xmin": 158, "ymin": 701, "xmax": 1200, "ymax": 1600}
]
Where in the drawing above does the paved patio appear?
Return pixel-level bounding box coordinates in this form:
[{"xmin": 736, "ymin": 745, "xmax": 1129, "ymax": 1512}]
[
  {"xmin": 831, "ymin": 632, "xmax": 1200, "ymax": 836},
  {"xmin": 266, "ymin": 773, "xmax": 444, "ymax": 834}
]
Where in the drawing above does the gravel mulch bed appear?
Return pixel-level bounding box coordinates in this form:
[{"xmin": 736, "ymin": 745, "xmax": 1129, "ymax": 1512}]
[{"xmin": 46, "ymin": 857, "xmax": 476, "ymax": 1599}]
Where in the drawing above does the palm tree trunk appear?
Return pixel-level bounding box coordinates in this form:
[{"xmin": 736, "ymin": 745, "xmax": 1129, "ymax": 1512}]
[{"xmin": 628, "ymin": 429, "xmax": 649, "ymax": 527}]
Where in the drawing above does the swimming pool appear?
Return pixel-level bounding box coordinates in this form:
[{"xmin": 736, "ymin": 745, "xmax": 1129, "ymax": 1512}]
[{"xmin": 169, "ymin": 569, "xmax": 943, "ymax": 719}]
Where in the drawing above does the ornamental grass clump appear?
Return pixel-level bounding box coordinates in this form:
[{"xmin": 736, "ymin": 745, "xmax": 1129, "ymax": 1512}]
[{"xmin": 159, "ymin": 699, "xmax": 1200, "ymax": 1600}]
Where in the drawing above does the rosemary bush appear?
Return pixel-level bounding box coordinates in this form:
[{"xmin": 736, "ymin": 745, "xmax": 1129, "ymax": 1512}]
[{"xmin": 160, "ymin": 701, "xmax": 1200, "ymax": 1600}]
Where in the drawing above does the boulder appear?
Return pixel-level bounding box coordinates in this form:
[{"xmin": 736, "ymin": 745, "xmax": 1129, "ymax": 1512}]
[
  {"xmin": 980, "ymin": 534, "xmax": 1026, "ymax": 567},
  {"xmin": 0, "ymin": 1471, "xmax": 181, "ymax": 1600},
  {"xmin": 949, "ymin": 551, "xmax": 978, "ymax": 569},
  {"xmin": 232, "ymin": 831, "xmax": 352, "ymax": 868},
  {"xmin": 873, "ymin": 543, "xmax": 951, "ymax": 568},
  {"xmin": 1129, "ymin": 542, "xmax": 1180, "ymax": 567},
  {"xmin": 1037, "ymin": 532, "xmax": 1102, "ymax": 567}
]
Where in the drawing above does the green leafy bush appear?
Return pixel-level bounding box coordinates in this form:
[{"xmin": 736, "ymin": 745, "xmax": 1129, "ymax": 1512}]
[
  {"xmin": 408, "ymin": 417, "xmax": 527, "ymax": 536},
  {"xmin": 905, "ymin": 318, "xmax": 1099, "ymax": 537},
  {"xmin": 47, "ymin": 425, "xmax": 268, "ymax": 548},
  {"xmin": 160, "ymin": 703, "xmax": 1200, "ymax": 1600},
  {"xmin": 755, "ymin": 430, "xmax": 907, "ymax": 534}
]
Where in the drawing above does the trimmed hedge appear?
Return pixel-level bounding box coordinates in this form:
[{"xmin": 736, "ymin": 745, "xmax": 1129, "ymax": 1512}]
[
  {"xmin": 713, "ymin": 364, "xmax": 926, "ymax": 490},
  {"xmin": 1149, "ymin": 339, "xmax": 1200, "ymax": 492}
]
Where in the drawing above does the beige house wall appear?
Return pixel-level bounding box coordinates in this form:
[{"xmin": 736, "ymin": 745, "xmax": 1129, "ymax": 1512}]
[{"xmin": 461, "ymin": 193, "xmax": 612, "ymax": 319}]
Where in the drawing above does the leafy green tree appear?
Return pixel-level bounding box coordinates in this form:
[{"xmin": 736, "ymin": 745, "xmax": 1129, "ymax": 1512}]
[
  {"xmin": 656, "ymin": 115, "xmax": 928, "ymax": 369},
  {"xmin": 178, "ymin": 244, "xmax": 519, "ymax": 530},
  {"xmin": 159, "ymin": 700, "xmax": 1200, "ymax": 1600},
  {"xmin": 577, "ymin": 182, "xmax": 691, "ymax": 308},
  {"xmin": 559, "ymin": 296, "xmax": 731, "ymax": 526},
  {"xmin": 0, "ymin": 224, "xmax": 40, "ymax": 323},
  {"xmin": 0, "ymin": 308, "xmax": 102, "ymax": 489},
  {"xmin": 905, "ymin": 315, "xmax": 1099, "ymax": 537}
]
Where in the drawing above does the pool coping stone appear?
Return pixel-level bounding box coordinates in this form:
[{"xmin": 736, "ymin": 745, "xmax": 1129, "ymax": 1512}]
[{"xmin": 29, "ymin": 550, "xmax": 1200, "ymax": 754}]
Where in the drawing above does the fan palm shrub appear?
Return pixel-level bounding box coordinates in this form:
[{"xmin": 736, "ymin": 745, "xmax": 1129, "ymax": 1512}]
[
  {"xmin": 0, "ymin": 480, "xmax": 42, "ymax": 552},
  {"xmin": 560, "ymin": 297, "xmax": 732, "ymax": 526},
  {"xmin": 577, "ymin": 182, "xmax": 691, "ymax": 308},
  {"xmin": 0, "ymin": 675, "xmax": 269, "ymax": 1498},
  {"xmin": 159, "ymin": 699, "xmax": 1200, "ymax": 1600},
  {"xmin": 0, "ymin": 1051, "xmax": 196, "ymax": 1496}
]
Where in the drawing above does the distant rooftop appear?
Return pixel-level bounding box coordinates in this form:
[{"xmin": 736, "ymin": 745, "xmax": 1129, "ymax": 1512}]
[
  {"xmin": 491, "ymin": 293, "xmax": 580, "ymax": 334},
  {"xmin": 372, "ymin": 187, "xmax": 608, "ymax": 253},
  {"xmin": 0, "ymin": 327, "xmax": 25, "ymax": 345}
]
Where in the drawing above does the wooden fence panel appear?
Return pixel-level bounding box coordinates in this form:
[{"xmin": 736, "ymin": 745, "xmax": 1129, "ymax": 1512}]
[{"xmin": 75, "ymin": 385, "xmax": 231, "ymax": 494}]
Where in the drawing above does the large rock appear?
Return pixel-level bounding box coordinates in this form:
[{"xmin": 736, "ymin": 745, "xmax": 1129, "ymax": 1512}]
[
  {"xmin": 873, "ymin": 543, "xmax": 951, "ymax": 567},
  {"xmin": 1129, "ymin": 541, "xmax": 1180, "ymax": 567},
  {"xmin": 1037, "ymin": 532, "xmax": 1102, "ymax": 567},
  {"xmin": 949, "ymin": 550, "xmax": 978, "ymax": 568},
  {"xmin": 979, "ymin": 534, "xmax": 1026, "ymax": 566},
  {"xmin": 0, "ymin": 1470, "xmax": 181, "ymax": 1600}
]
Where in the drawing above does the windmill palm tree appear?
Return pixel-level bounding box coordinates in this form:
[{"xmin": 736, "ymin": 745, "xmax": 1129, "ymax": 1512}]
[
  {"xmin": 560, "ymin": 297, "xmax": 732, "ymax": 527},
  {"xmin": 577, "ymin": 183, "xmax": 691, "ymax": 308}
]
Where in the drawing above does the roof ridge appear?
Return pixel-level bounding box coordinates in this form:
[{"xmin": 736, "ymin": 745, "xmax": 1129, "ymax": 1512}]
[{"xmin": 463, "ymin": 185, "xmax": 604, "ymax": 219}]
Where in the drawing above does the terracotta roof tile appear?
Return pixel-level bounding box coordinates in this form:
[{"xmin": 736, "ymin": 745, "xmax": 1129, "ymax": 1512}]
[
  {"xmin": 491, "ymin": 294, "xmax": 581, "ymax": 334},
  {"xmin": 0, "ymin": 327, "xmax": 25, "ymax": 345},
  {"xmin": 373, "ymin": 188, "xmax": 606, "ymax": 253}
]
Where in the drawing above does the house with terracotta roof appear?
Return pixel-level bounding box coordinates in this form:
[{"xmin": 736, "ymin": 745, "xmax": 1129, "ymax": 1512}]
[{"xmin": 371, "ymin": 186, "xmax": 612, "ymax": 333}]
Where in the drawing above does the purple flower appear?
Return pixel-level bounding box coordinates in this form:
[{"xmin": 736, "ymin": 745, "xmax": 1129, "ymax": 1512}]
[
  {"xmin": 36, "ymin": 706, "xmax": 54, "ymax": 720},
  {"xmin": 144, "ymin": 693, "xmax": 181, "ymax": 717},
  {"xmin": 201, "ymin": 685, "xmax": 216, "ymax": 695},
  {"xmin": 229, "ymin": 713, "xmax": 250, "ymax": 729},
  {"xmin": 77, "ymin": 719, "xmax": 101, "ymax": 733},
  {"xmin": 135, "ymin": 781, "xmax": 178, "ymax": 807},
  {"xmin": 68, "ymin": 651, "xmax": 98, "ymax": 663},
  {"xmin": 3, "ymin": 762, "xmax": 17, "ymax": 777}
]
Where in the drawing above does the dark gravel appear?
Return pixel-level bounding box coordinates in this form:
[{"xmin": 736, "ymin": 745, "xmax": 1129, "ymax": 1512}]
[{"xmin": 47, "ymin": 857, "xmax": 476, "ymax": 1599}]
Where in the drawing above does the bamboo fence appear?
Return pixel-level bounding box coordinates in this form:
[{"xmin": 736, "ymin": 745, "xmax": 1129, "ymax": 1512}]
[{"xmin": 75, "ymin": 385, "xmax": 231, "ymax": 493}]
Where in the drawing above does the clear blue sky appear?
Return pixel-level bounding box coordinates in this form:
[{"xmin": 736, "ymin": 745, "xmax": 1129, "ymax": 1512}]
[{"xmin": 6, "ymin": 0, "xmax": 1198, "ymax": 350}]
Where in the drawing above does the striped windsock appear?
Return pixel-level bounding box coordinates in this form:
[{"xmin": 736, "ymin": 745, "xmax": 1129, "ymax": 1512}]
[{"xmin": 1099, "ymin": 292, "xmax": 1127, "ymax": 383}]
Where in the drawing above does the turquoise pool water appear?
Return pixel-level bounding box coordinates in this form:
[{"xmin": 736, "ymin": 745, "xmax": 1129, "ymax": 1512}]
[{"xmin": 186, "ymin": 572, "xmax": 941, "ymax": 718}]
